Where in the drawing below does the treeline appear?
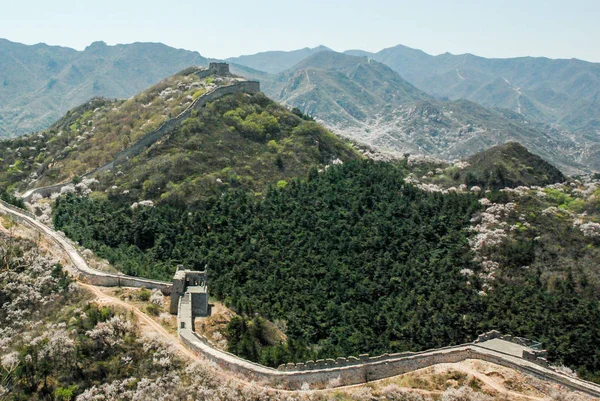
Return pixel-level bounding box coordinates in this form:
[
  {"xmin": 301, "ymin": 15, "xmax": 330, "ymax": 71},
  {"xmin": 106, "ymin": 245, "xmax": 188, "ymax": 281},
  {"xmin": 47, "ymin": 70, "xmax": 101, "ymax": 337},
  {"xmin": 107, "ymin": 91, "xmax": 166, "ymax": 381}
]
[
  {"xmin": 53, "ymin": 161, "xmax": 600, "ymax": 381},
  {"xmin": 1, "ymin": 190, "xmax": 25, "ymax": 208}
]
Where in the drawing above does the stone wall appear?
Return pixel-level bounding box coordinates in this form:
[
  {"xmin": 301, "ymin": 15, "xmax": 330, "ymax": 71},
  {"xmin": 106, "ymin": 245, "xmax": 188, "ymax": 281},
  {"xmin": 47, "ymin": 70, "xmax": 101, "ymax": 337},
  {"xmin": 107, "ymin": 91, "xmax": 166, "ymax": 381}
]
[
  {"xmin": 0, "ymin": 200, "xmax": 172, "ymax": 294},
  {"xmin": 474, "ymin": 330, "xmax": 549, "ymax": 367},
  {"xmin": 196, "ymin": 62, "xmax": 230, "ymax": 79},
  {"xmin": 176, "ymin": 295, "xmax": 600, "ymax": 395},
  {"xmin": 23, "ymin": 182, "xmax": 68, "ymax": 203},
  {"xmin": 96, "ymin": 80, "xmax": 260, "ymax": 173},
  {"xmin": 470, "ymin": 349, "xmax": 600, "ymax": 396}
]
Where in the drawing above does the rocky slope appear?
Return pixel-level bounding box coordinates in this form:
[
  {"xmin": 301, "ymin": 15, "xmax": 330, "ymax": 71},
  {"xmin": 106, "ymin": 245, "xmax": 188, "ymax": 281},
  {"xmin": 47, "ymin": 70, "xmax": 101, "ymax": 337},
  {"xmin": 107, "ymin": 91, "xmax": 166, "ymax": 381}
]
[
  {"xmin": 347, "ymin": 44, "xmax": 600, "ymax": 134},
  {"xmin": 236, "ymin": 51, "xmax": 588, "ymax": 174}
]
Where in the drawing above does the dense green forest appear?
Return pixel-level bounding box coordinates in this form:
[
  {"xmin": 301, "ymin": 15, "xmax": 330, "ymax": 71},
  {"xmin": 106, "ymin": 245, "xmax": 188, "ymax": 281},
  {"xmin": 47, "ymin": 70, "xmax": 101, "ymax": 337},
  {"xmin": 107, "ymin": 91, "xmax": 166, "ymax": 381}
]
[{"xmin": 53, "ymin": 161, "xmax": 600, "ymax": 381}]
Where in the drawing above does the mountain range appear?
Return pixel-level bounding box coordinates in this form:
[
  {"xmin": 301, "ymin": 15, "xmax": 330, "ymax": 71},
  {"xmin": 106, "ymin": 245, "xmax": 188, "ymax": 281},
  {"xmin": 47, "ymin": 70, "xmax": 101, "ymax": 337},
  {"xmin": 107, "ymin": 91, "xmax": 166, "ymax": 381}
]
[
  {"xmin": 0, "ymin": 39, "xmax": 208, "ymax": 136},
  {"xmin": 1, "ymin": 39, "xmax": 600, "ymax": 173},
  {"xmin": 347, "ymin": 45, "xmax": 600, "ymax": 135},
  {"xmin": 231, "ymin": 43, "xmax": 600, "ymax": 136},
  {"xmin": 235, "ymin": 51, "xmax": 590, "ymax": 173}
]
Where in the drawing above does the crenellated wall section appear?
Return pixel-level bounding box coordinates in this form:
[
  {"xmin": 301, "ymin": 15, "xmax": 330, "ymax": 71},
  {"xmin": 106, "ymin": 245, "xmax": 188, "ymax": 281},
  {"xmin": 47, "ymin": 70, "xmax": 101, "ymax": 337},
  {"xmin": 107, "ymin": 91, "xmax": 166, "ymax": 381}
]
[
  {"xmin": 0, "ymin": 199, "xmax": 172, "ymax": 293},
  {"xmin": 95, "ymin": 80, "xmax": 260, "ymax": 173},
  {"xmin": 2, "ymin": 199, "xmax": 600, "ymax": 396},
  {"xmin": 176, "ymin": 291, "xmax": 600, "ymax": 394}
]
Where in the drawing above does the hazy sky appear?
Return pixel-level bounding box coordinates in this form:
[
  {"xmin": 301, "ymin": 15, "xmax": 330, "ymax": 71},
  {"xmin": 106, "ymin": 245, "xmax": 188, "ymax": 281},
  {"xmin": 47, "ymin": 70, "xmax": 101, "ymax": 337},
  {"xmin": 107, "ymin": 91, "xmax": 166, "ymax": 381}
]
[{"xmin": 2, "ymin": 0, "xmax": 598, "ymax": 62}]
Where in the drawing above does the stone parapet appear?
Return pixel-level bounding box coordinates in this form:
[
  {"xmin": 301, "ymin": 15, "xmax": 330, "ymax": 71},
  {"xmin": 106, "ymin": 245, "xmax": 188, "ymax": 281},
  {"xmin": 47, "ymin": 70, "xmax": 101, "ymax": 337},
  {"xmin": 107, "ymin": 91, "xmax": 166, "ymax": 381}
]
[{"xmin": 0, "ymin": 201, "xmax": 172, "ymax": 293}]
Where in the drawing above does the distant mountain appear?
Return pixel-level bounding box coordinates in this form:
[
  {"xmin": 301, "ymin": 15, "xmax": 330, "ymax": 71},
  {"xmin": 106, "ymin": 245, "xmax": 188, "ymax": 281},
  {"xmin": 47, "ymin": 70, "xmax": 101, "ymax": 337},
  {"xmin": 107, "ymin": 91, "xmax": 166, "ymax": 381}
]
[
  {"xmin": 4, "ymin": 39, "xmax": 600, "ymax": 173},
  {"xmin": 237, "ymin": 51, "xmax": 588, "ymax": 174},
  {"xmin": 226, "ymin": 45, "xmax": 331, "ymax": 74},
  {"xmin": 0, "ymin": 39, "xmax": 208, "ymax": 136},
  {"xmin": 239, "ymin": 51, "xmax": 431, "ymax": 126},
  {"xmin": 347, "ymin": 45, "xmax": 600, "ymax": 136}
]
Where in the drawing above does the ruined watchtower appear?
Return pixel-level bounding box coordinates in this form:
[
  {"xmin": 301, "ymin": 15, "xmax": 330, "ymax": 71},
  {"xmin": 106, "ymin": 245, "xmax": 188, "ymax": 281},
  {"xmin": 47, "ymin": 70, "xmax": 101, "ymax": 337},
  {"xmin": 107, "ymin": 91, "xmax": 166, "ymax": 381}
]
[
  {"xmin": 170, "ymin": 266, "xmax": 210, "ymax": 317},
  {"xmin": 196, "ymin": 62, "xmax": 231, "ymax": 79},
  {"xmin": 208, "ymin": 62, "xmax": 230, "ymax": 75}
]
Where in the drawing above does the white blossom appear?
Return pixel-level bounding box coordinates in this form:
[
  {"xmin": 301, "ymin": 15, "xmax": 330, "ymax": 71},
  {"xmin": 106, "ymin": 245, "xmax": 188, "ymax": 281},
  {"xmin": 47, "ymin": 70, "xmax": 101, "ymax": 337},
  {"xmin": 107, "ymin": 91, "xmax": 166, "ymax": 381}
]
[
  {"xmin": 86, "ymin": 316, "xmax": 134, "ymax": 347},
  {"xmin": 131, "ymin": 200, "xmax": 154, "ymax": 209}
]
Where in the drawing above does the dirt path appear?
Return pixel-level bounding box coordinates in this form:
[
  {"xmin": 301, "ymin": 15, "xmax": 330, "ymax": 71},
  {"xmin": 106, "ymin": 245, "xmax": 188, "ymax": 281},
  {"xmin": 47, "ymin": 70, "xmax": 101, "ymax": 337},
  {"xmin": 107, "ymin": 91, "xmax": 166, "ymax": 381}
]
[
  {"xmin": 79, "ymin": 285, "xmax": 476, "ymax": 398},
  {"xmin": 437, "ymin": 363, "xmax": 545, "ymax": 401},
  {"xmin": 80, "ymin": 283, "xmax": 199, "ymax": 361}
]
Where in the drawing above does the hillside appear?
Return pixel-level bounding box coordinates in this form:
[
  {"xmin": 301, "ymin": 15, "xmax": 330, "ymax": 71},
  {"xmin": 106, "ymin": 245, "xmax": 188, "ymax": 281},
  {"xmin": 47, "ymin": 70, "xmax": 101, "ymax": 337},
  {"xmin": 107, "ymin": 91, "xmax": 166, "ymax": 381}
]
[
  {"xmin": 0, "ymin": 39, "xmax": 208, "ymax": 137},
  {"xmin": 239, "ymin": 51, "xmax": 431, "ymax": 126},
  {"xmin": 348, "ymin": 44, "xmax": 600, "ymax": 133},
  {"xmin": 4, "ymin": 40, "xmax": 599, "ymax": 173},
  {"xmin": 0, "ymin": 66, "xmax": 360, "ymax": 203},
  {"xmin": 0, "ymin": 236, "xmax": 586, "ymax": 400},
  {"xmin": 238, "ymin": 51, "xmax": 588, "ymax": 174},
  {"xmin": 102, "ymin": 91, "xmax": 359, "ymax": 203},
  {"xmin": 233, "ymin": 44, "xmax": 600, "ymax": 135},
  {"xmin": 463, "ymin": 142, "xmax": 566, "ymax": 188},
  {"xmin": 51, "ymin": 159, "xmax": 600, "ymax": 384},
  {"xmin": 402, "ymin": 142, "xmax": 566, "ymax": 190}
]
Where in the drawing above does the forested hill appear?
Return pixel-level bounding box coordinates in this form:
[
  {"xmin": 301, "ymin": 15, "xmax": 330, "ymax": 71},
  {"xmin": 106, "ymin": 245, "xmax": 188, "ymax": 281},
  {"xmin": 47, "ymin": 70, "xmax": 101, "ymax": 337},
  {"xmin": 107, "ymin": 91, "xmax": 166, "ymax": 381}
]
[
  {"xmin": 463, "ymin": 142, "xmax": 566, "ymax": 189},
  {"xmin": 0, "ymin": 68, "xmax": 360, "ymax": 202},
  {"xmin": 53, "ymin": 160, "xmax": 600, "ymax": 381}
]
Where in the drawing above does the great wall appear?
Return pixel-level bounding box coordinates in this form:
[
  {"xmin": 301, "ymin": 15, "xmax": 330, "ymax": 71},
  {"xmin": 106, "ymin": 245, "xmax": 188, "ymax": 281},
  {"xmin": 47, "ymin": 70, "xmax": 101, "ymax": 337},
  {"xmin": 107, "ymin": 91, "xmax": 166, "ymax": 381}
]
[
  {"xmin": 2, "ymin": 197, "xmax": 600, "ymax": 396},
  {"xmin": 4, "ymin": 63, "xmax": 600, "ymax": 396}
]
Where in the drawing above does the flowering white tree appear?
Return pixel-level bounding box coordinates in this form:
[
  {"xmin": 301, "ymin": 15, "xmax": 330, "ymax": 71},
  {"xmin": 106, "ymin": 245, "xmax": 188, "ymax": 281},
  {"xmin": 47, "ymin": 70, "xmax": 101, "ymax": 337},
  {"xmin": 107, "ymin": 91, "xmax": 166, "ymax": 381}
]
[{"xmin": 86, "ymin": 316, "xmax": 134, "ymax": 348}]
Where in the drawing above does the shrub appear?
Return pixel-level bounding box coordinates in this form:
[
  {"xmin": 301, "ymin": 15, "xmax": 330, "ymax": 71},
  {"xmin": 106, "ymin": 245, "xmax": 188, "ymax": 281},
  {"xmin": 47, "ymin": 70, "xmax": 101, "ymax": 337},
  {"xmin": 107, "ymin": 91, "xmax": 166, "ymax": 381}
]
[{"xmin": 138, "ymin": 288, "xmax": 151, "ymax": 302}]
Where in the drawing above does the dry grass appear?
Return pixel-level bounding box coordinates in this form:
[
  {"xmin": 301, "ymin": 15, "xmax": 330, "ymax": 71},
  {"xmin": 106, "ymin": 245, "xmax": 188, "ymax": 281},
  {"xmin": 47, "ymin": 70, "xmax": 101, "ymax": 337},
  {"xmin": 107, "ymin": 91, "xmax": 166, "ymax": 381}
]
[{"xmin": 100, "ymin": 287, "xmax": 178, "ymax": 334}]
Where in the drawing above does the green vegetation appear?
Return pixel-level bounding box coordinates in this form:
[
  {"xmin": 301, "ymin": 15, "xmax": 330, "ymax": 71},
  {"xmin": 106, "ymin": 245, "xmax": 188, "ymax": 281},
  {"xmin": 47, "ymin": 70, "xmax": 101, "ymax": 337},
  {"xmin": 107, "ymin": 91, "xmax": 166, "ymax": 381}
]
[
  {"xmin": 0, "ymin": 79, "xmax": 359, "ymax": 203},
  {"xmin": 54, "ymin": 161, "xmax": 483, "ymax": 364},
  {"xmin": 52, "ymin": 161, "xmax": 600, "ymax": 380},
  {"xmin": 0, "ymin": 235, "xmax": 181, "ymax": 399},
  {"xmin": 240, "ymin": 51, "xmax": 589, "ymax": 173},
  {"xmin": 0, "ymin": 69, "xmax": 243, "ymax": 191},
  {"xmin": 462, "ymin": 142, "xmax": 565, "ymax": 189},
  {"xmin": 0, "ymin": 189, "xmax": 25, "ymax": 208},
  {"xmin": 243, "ymin": 51, "xmax": 430, "ymax": 127},
  {"xmin": 103, "ymin": 92, "xmax": 359, "ymax": 203}
]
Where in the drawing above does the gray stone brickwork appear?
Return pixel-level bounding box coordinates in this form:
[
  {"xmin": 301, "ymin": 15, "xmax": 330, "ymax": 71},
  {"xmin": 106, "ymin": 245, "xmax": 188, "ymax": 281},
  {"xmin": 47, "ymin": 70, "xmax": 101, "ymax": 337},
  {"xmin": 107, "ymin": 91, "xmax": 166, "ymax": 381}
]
[
  {"xmin": 170, "ymin": 267, "xmax": 209, "ymax": 315},
  {"xmin": 0, "ymin": 200, "xmax": 172, "ymax": 293},
  {"xmin": 195, "ymin": 62, "xmax": 231, "ymax": 79}
]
